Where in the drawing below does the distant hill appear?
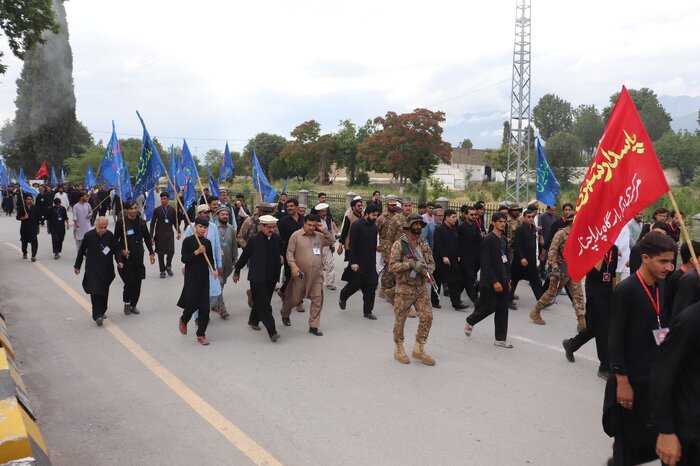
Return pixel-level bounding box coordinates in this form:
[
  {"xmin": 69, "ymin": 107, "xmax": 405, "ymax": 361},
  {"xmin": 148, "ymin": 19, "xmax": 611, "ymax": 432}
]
[{"xmin": 659, "ymin": 94, "xmax": 699, "ymax": 132}]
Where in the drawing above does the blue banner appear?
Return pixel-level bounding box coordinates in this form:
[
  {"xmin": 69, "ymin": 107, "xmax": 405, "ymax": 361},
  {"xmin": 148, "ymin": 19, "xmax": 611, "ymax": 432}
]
[
  {"xmin": 167, "ymin": 145, "xmax": 179, "ymax": 200},
  {"xmin": 535, "ymin": 138, "xmax": 560, "ymax": 207},
  {"xmin": 134, "ymin": 111, "xmax": 167, "ymax": 196},
  {"xmin": 60, "ymin": 167, "xmax": 66, "ymax": 184},
  {"xmin": 218, "ymin": 141, "xmax": 234, "ymax": 183},
  {"xmin": 252, "ymin": 148, "xmax": 278, "ymax": 203},
  {"xmin": 144, "ymin": 186, "xmax": 156, "ymax": 221},
  {"xmin": 281, "ymin": 176, "xmax": 290, "ymax": 194},
  {"xmin": 208, "ymin": 165, "xmax": 220, "ymax": 198},
  {"xmin": 179, "ymin": 140, "xmax": 198, "ymax": 212},
  {"xmin": 18, "ymin": 168, "xmax": 39, "ymax": 196},
  {"xmin": 51, "ymin": 166, "xmax": 58, "ymax": 186},
  {"xmin": 85, "ymin": 163, "xmax": 97, "ymax": 189}
]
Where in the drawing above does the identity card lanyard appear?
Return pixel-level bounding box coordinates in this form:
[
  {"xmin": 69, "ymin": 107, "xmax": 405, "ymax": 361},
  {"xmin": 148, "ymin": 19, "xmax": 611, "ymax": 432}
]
[{"xmin": 635, "ymin": 270, "xmax": 669, "ymax": 345}]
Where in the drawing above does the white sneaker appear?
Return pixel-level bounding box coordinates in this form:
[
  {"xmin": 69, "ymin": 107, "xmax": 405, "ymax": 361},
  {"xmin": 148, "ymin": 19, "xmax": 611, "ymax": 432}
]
[{"xmin": 494, "ymin": 340, "xmax": 513, "ymax": 349}]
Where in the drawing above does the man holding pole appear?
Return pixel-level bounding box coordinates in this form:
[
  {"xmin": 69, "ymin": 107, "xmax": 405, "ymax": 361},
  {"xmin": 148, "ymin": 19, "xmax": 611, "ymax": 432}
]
[
  {"xmin": 150, "ymin": 191, "xmax": 181, "ymax": 278},
  {"xmin": 115, "ymin": 201, "xmax": 155, "ymax": 315}
]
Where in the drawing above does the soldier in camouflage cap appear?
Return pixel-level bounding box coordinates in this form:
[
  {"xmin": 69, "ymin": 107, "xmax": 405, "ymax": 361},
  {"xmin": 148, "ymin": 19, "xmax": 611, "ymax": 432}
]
[
  {"xmin": 377, "ymin": 195, "xmax": 400, "ymax": 298},
  {"xmin": 388, "ymin": 213, "xmax": 437, "ymax": 365},
  {"xmin": 382, "ymin": 197, "xmax": 413, "ymax": 305}
]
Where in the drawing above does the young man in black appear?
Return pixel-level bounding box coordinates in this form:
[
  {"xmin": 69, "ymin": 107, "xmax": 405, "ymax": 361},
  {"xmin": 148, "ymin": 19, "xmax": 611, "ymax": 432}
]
[
  {"xmin": 150, "ymin": 191, "xmax": 181, "ymax": 278},
  {"xmin": 562, "ymin": 244, "xmax": 618, "ymax": 379},
  {"xmin": 457, "ymin": 205, "xmax": 482, "ymax": 305},
  {"xmin": 17, "ymin": 193, "xmax": 39, "ymax": 261},
  {"xmin": 464, "ymin": 212, "xmax": 512, "ymax": 348},
  {"xmin": 664, "ymin": 241, "xmax": 699, "ymax": 323},
  {"xmin": 650, "ymin": 301, "xmax": 700, "ymax": 466},
  {"xmin": 339, "ymin": 204, "xmax": 380, "ymax": 320},
  {"xmin": 433, "ymin": 209, "xmax": 467, "ymax": 310},
  {"xmin": 46, "ymin": 197, "xmax": 69, "ymax": 259},
  {"xmin": 178, "ymin": 217, "xmax": 216, "ymax": 345},
  {"xmin": 603, "ymin": 232, "xmax": 677, "ymax": 466},
  {"xmin": 511, "ymin": 208, "xmax": 543, "ymax": 302}
]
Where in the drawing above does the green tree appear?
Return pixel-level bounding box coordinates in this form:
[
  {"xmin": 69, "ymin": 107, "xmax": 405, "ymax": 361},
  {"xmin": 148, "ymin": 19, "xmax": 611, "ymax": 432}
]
[
  {"xmin": 485, "ymin": 144, "xmax": 509, "ymax": 179},
  {"xmin": 533, "ymin": 94, "xmax": 573, "ymax": 141},
  {"xmin": 242, "ymin": 133, "xmax": 287, "ymax": 177},
  {"xmin": 654, "ymin": 131, "xmax": 700, "ymax": 186},
  {"xmin": 544, "ymin": 132, "xmax": 583, "ymax": 186},
  {"xmin": 333, "ymin": 120, "xmax": 360, "ymax": 185},
  {"xmin": 203, "ymin": 149, "xmax": 223, "ymax": 180},
  {"xmin": 573, "ymin": 104, "xmax": 604, "ymax": 157},
  {"xmin": 277, "ymin": 120, "xmax": 336, "ymax": 184},
  {"xmin": 459, "ymin": 138, "xmax": 473, "ymax": 151},
  {"xmin": 0, "ymin": 0, "xmax": 92, "ymax": 174},
  {"xmin": 603, "ymin": 88, "xmax": 672, "ymax": 141},
  {"xmin": 0, "ymin": 0, "xmax": 58, "ymax": 74},
  {"xmin": 358, "ymin": 108, "xmax": 451, "ymax": 185}
]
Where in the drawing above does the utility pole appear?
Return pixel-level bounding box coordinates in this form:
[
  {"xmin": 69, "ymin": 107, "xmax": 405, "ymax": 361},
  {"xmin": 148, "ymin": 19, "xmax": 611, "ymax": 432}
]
[{"xmin": 505, "ymin": 0, "xmax": 532, "ymax": 204}]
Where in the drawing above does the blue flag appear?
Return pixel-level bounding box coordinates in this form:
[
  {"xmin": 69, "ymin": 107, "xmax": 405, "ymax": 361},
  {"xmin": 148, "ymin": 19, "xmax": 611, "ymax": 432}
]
[
  {"xmin": 179, "ymin": 140, "xmax": 198, "ymax": 212},
  {"xmin": 120, "ymin": 160, "xmax": 133, "ymax": 201},
  {"xmin": 144, "ymin": 186, "xmax": 156, "ymax": 221},
  {"xmin": 535, "ymin": 138, "xmax": 560, "ymax": 207},
  {"xmin": 208, "ymin": 166, "xmax": 220, "ymax": 198},
  {"xmin": 252, "ymin": 149, "xmax": 278, "ymax": 203},
  {"xmin": 134, "ymin": 111, "xmax": 167, "ymax": 195},
  {"xmin": 99, "ymin": 121, "xmax": 132, "ymax": 201},
  {"xmin": 167, "ymin": 145, "xmax": 180, "ymax": 200},
  {"xmin": 218, "ymin": 141, "xmax": 234, "ymax": 183},
  {"xmin": 11, "ymin": 169, "xmax": 18, "ymax": 183},
  {"xmin": 85, "ymin": 163, "xmax": 97, "ymax": 188},
  {"xmin": 18, "ymin": 168, "xmax": 39, "ymax": 196},
  {"xmin": 60, "ymin": 167, "xmax": 65, "ymax": 184},
  {"xmin": 50, "ymin": 166, "xmax": 58, "ymax": 186},
  {"xmin": 281, "ymin": 176, "xmax": 290, "ymax": 194},
  {"xmin": 0, "ymin": 160, "xmax": 10, "ymax": 192}
]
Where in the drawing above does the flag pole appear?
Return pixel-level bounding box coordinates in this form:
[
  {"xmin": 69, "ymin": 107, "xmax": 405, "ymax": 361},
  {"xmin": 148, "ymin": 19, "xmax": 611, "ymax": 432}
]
[
  {"xmin": 256, "ymin": 173, "xmax": 263, "ymax": 204},
  {"xmin": 116, "ymin": 175, "xmax": 129, "ymax": 254},
  {"xmin": 164, "ymin": 171, "xmax": 215, "ymax": 275},
  {"xmin": 667, "ymin": 189, "xmax": 700, "ymax": 276}
]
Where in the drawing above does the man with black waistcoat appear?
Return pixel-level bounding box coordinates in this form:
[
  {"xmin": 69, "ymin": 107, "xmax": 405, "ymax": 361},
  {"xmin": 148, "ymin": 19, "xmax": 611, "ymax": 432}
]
[
  {"xmin": 434, "ymin": 209, "xmax": 467, "ymax": 310},
  {"xmin": 233, "ymin": 215, "xmax": 283, "ymax": 342},
  {"xmin": 603, "ymin": 232, "xmax": 677, "ymax": 466},
  {"xmin": 457, "ymin": 205, "xmax": 481, "ymax": 306},
  {"xmin": 115, "ymin": 201, "xmax": 155, "ymax": 316}
]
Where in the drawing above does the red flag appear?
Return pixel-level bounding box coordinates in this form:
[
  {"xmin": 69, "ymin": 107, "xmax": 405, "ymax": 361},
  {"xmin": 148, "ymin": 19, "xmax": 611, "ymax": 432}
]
[
  {"xmin": 563, "ymin": 86, "xmax": 669, "ymax": 281},
  {"xmin": 35, "ymin": 161, "xmax": 49, "ymax": 179}
]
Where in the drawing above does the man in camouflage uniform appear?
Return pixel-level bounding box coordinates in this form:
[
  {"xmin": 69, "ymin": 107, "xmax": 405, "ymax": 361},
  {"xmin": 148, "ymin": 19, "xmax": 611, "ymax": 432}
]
[
  {"xmin": 389, "ymin": 213, "xmax": 436, "ymax": 366},
  {"xmin": 376, "ymin": 195, "xmax": 399, "ymax": 298},
  {"xmin": 382, "ymin": 197, "xmax": 413, "ymax": 305},
  {"xmin": 237, "ymin": 203, "xmax": 277, "ymax": 248},
  {"xmin": 237, "ymin": 202, "xmax": 278, "ymax": 307},
  {"xmin": 506, "ymin": 203, "xmax": 522, "ymax": 262},
  {"xmin": 529, "ymin": 211, "xmax": 586, "ymax": 332}
]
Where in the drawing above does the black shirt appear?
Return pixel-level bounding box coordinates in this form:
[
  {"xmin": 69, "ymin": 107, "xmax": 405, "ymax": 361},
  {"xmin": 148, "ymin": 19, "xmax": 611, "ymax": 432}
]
[
  {"xmin": 650, "ymin": 303, "xmax": 700, "ymax": 439},
  {"xmin": 480, "ymin": 232, "xmax": 509, "ymax": 289},
  {"xmin": 609, "ymin": 273, "xmax": 665, "ymax": 384},
  {"xmin": 513, "ymin": 222, "xmax": 538, "ymax": 263},
  {"xmin": 347, "ymin": 217, "xmax": 377, "ymax": 272},
  {"xmin": 457, "ymin": 220, "xmax": 481, "ymax": 269},
  {"xmin": 278, "ymin": 214, "xmax": 303, "ymax": 251},
  {"xmin": 585, "ymin": 245, "xmax": 618, "ymax": 297},
  {"xmin": 671, "ymin": 269, "xmax": 700, "ymax": 320}
]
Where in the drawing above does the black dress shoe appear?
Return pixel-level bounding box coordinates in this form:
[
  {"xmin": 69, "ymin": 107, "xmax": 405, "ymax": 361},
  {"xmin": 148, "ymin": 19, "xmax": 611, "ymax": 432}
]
[
  {"xmin": 248, "ymin": 322, "xmax": 261, "ymax": 331},
  {"xmin": 562, "ymin": 339, "xmax": 575, "ymax": 363},
  {"xmin": 270, "ymin": 332, "xmax": 280, "ymax": 342},
  {"xmin": 453, "ymin": 304, "xmax": 469, "ymax": 311},
  {"xmin": 282, "ymin": 317, "xmax": 291, "ymax": 326},
  {"xmin": 309, "ymin": 327, "xmax": 323, "ymax": 336},
  {"xmin": 166, "ymin": 267, "xmax": 174, "ymax": 277},
  {"xmin": 363, "ymin": 313, "xmax": 377, "ymax": 320},
  {"xmin": 339, "ymin": 299, "xmax": 346, "ymax": 310},
  {"xmin": 597, "ymin": 369, "xmax": 610, "ymax": 380},
  {"xmin": 432, "ymin": 302, "xmax": 442, "ymax": 309}
]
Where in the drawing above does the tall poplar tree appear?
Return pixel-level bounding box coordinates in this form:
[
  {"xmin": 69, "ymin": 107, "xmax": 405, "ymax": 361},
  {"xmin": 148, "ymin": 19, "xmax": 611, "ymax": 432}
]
[{"xmin": 1, "ymin": 0, "xmax": 91, "ymax": 173}]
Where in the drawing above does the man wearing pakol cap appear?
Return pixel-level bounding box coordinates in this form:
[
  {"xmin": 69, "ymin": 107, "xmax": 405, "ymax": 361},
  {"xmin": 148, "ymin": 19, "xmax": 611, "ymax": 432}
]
[
  {"xmin": 315, "ymin": 202, "xmax": 338, "ymax": 289},
  {"xmin": 529, "ymin": 211, "xmax": 586, "ymax": 332},
  {"xmin": 280, "ymin": 214, "xmax": 336, "ymax": 335},
  {"xmin": 382, "ymin": 197, "xmax": 413, "ymax": 305},
  {"xmin": 339, "ymin": 204, "xmax": 380, "ymax": 320},
  {"xmin": 150, "ymin": 191, "xmax": 181, "ymax": 278},
  {"xmin": 178, "ymin": 216, "xmax": 217, "ymax": 345},
  {"xmin": 212, "ymin": 205, "xmax": 238, "ymax": 319},
  {"xmin": 389, "ymin": 213, "xmax": 437, "ymax": 365},
  {"xmin": 337, "ymin": 197, "xmax": 364, "ymax": 261},
  {"xmin": 237, "ymin": 202, "xmax": 277, "ymax": 249},
  {"xmin": 376, "ymin": 195, "xmax": 399, "ymax": 298},
  {"xmin": 234, "ymin": 215, "xmax": 283, "ymax": 342}
]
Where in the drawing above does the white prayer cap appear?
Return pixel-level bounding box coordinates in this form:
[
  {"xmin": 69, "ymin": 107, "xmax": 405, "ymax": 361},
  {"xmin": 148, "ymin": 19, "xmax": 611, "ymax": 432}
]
[
  {"xmin": 196, "ymin": 204, "xmax": 211, "ymax": 214},
  {"xmin": 353, "ymin": 195, "xmax": 362, "ymax": 201},
  {"xmin": 259, "ymin": 215, "xmax": 278, "ymax": 225},
  {"xmin": 396, "ymin": 202, "xmax": 402, "ymax": 208},
  {"xmin": 315, "ymin": 203, "xmax": 329, "ymax": 211}
]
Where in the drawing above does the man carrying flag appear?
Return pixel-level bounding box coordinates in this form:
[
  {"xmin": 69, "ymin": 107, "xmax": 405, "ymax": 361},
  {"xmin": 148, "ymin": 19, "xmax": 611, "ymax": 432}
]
[{"xmin": 150, "ymin": 191, "xmax": 181, "ymax": 278}]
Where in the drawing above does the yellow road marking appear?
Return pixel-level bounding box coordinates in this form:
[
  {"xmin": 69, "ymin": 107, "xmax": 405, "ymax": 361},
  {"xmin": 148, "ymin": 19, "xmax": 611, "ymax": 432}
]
[{"xmin": 3, "ymin": 242, "xmax": 282, "ymax": 466}]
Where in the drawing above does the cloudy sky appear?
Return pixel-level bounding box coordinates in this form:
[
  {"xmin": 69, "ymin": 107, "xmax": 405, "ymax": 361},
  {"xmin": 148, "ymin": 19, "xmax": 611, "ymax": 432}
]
[{"xmin": 0, "ymin": 0, "xmax": 698, "ymax": 157}]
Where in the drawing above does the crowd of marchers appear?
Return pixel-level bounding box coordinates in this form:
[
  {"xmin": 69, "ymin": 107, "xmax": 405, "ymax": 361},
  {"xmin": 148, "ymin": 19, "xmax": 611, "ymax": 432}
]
[{"xmin": 5, "ymin": 182, "xmax": 700, "ymax": 466}]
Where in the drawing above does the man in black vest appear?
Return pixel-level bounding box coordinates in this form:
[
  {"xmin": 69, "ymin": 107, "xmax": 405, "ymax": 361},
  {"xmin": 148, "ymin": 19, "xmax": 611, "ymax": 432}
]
[
  {"xmin": 115, "ymin": 201, "xmax": 155, "ymax": 315},
  {"xmin": 457, "ymin": 205, "xmax": 482, "ymax": 305},
  {"xmin": 234, "ymin": 215, "xmax": 283, "ymax": 342},
  {"xmin": 46, "ymin": 197, "xmax": 69, "ymax": 259},
  {"xmin": 434, "ymin": 209, "xmax": 467, "ymax": 310}
]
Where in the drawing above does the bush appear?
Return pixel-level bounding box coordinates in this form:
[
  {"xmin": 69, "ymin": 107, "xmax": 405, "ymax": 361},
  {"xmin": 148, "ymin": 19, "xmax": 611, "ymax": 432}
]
[
  {"xmin": 429, "ymin": 178, "xmax": 450, "ymax": 200},
  {"xmin": 354, "ymin": 172, "xmax": 370, "ymax": 186}
]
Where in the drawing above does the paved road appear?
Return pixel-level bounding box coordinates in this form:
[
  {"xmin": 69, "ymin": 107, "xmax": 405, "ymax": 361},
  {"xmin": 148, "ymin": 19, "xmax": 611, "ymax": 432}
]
[{"xmin": 0, "ymin": 214, "xmax": 616, "ymax": 465}]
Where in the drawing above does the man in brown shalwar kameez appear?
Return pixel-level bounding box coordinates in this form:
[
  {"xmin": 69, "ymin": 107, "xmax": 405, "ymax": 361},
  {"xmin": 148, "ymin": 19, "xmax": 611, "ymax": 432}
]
[{"xmin": 280, "ymin": 214, "xmax": 336, "ymax": 336}]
